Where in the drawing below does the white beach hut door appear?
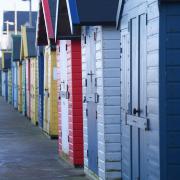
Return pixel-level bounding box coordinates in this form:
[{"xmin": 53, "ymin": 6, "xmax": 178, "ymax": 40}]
[
  {"xmin": 122, "ymin": 14, "xmax": 148, "ymax": 180},
  {"xmin": 86, "ymin": 28, "xmax": 98, "ymax": 174},
  {"xmin": 60, "ymin": 41, "xmax": 69, "ymax": 154}
]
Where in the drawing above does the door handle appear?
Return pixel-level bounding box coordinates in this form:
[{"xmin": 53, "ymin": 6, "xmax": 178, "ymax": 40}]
[{"xmin": 133, "ymin": 108, "xmax": 141, "ymax": 115}]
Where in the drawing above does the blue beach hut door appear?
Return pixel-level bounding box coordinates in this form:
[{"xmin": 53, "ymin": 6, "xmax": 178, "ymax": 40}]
[
  {"xmin": 86, "ymin": 28, "xmax": 98, "ymax": 175},
  {"xmin": 121, "ymin": 14, "xmax": 148, "ymax": 180}
]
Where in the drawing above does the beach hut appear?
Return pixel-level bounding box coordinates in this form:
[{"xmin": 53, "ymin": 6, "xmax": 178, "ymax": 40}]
[
  {"xmin": 65, "ymin": 0, "xmax": 121, "ymax": 179},
  {"xmin": 2, "ymin": 51, "xmax": 12, "ymax": 102},
  {"xmin": 11, "ymin": 35, "xmax": 21, "ymax": 109},
  {"xmin": 21, "ymin": 26, "xmax": 37, "ymax": 123},
  {"xmin": 36, "ymin": 0, "xmax": 58, "ymax": 137},
  {"xmin": 37, "ymin": 46, "xmax": 44, "ymax": 128},
  {"xmin": 116, "ymin": 0, "xmax": 180, "ymax": 180},
  {"xmin": 55, "ymin": 0, "xmax": 83, "ymax": 166}
]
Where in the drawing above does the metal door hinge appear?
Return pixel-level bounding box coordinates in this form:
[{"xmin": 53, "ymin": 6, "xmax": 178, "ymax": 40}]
[
  {"xmin": 96, "ymin": 111, "xmax": 98, "ymax": 119},
  {"xmin": 95, "ymin": 78, "xmax": 97, "ymax": 87},
  {"xmin": 68, "ymin": 135, "xmax": 70, "ymax": 142},
  {"xmin": 146, "ymin": 14, "xmax": 148, "ymax": 25},
  {"xmin": 85, "ymin": 79, "xmax": 87, "ymax": 87},
  {"xmin": 66, "ymin": 44, "xmax": 68, "ymax": 51},
  {"xmin": 94, "ymin": 32, "xmax": 97, "ymax": 41},
  {"xmin": 86, "ymin": 109, "xmax": 88, "ymax": 117},
  {"xmin": 83, "ymin": 96, "xmax": 86, "ymax": 103},
  {"xmin": 95, "ymin": 93, "xmax": 99, "ymax": 103},
  {"xmin": 84, "ymin": 35, "xmax": 86, "ymax": 44},
  {"xmin": 87, "ymin": 150, "xmax": 89, "ymax": 157},
  {"xmin": 120, "ymin": 47, "xmax": 123, "ymax": 54}
]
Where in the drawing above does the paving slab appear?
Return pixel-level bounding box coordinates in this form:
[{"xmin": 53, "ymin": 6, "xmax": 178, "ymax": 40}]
[{"xmin": 0, "ymin": 97, "xmax": 89, "ymax": 180}]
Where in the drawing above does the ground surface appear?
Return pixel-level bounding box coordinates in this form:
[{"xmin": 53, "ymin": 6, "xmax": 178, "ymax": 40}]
[{"xmin": 0, "ymin": 97, "xmax": 88, "ymax": 180}]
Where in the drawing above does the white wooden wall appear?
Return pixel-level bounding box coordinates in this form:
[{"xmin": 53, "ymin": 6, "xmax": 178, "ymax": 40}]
[
  {"xmin": 82, "ymin": 26, "xmax": 121, "ymax": 180},
  {"xmin": 119, "ymin": 0, "xmax": 160, "ymax": 179}
]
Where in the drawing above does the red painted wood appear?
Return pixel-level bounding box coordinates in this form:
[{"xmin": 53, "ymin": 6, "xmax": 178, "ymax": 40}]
[
  {"xmin": 68, "ymin": 40, "xmax": 83, "ymax": 166},
  {"xmin": 57, "ymin": 40, "xmax": 83, "ymax": 166},
  {"xmin": 42, "ymin": 0, "xmax": 54, "ymax": 39}
]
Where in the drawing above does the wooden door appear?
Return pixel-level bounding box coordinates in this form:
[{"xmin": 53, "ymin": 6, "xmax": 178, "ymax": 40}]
[{"xmin": 86, "ymin": 28, "xmax": 98, "ymax": 175}]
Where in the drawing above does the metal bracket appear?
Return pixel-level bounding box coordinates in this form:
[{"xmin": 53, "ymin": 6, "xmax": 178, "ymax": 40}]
[
  {"xmin": 85, "ymin": 79, "xmax": 87, "ymax": 87},
  {"xmin": 95, "ymin": 93, "xmax": 99, "ymax": 103},
  {"xmin": 83, "ymin": 96, "xmax": 87, "ymax": 103},
  {"xmin": 126, "ymin": 114, "xmax": 149, "ymax": 130},
  {"xmin": 87, "ymin": 150, "xmax": 89, "ymax": 157}
]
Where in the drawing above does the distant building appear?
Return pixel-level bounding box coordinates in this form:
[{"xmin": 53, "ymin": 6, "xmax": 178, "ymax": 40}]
[
  {"xmin": 1, "ymin": 11, "xmax": 37, "ymax": 51},
  {"xmin": 3, "ymin": 11, "xmax": 37, "ymax": 34}
]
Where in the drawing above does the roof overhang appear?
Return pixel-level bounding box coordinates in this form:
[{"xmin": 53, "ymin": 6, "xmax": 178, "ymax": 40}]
[
  {"xmin": 36, "ymin": 0, "xmax": 48, "ymax": 46},
  {"xmin": 21, "ymin": 26, "xmax": 37, "ymax": 59},
  {"xmin": 55, "ymin": 0, "xmax": 81, "ymax": 40},
  {"xmin": 116, "ymin": 0, "xmax": 123, "ymax": 28},
  {"xmin": 160, "ymin": 0, "xmax": 180, "ymax": 2},
  {"xmin": 12, "ymin": 34, "xmax": 21, "ymax": 62},
  {"xmin": 2, "ymin": 51, "xmax": 12, "ymax": 69},
  {"xmin": 66, "ymin": 0, "xmax": 119, "ymax": 33},
  {"xmin": 36, "ymin": 0, "xmax": 57, "ymax": 46}
]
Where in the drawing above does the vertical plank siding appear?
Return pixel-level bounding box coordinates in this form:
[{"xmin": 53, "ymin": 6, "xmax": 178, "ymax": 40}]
[
  {"xmin": 160, "ymin": 4, "xmax": 180, "ymax": 180},
  {"xmin": 120, "ymin": 0, "xmax": 160, "ymax": 179}
]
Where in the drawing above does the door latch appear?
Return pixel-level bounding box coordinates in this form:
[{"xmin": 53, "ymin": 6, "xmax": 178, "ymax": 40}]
[
  {"xmin": 83, "ymin": 96, "xmax": 87, "ymax": 103},
  {"xmin": 133, "ymin": 108, "xmax": 141, "ymax": 115},
  {"xmin": 95, "ymin": 93, "xmax": 99, "ymax": 103}
]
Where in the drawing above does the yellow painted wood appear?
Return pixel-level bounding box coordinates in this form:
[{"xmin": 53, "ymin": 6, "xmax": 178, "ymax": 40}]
[
  {"xmin": 43, "ymin": 47, "xmax": 58, "ymax": 136},
  {"xmin": 18, "ymin": 62, "xmax": 22, "ymax": 112},
  {"xmin": 20, "ymin": 26, "xmax": 28, "ymax": 60},
  {"xmin": 30, "ymin": 58, "xmax": 39, "ymax": 125}
]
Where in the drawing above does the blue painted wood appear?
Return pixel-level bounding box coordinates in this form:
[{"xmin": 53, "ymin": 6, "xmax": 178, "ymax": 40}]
[
  {"xmin": 12, "ymin": 62, "xmax": 18, "ymax": 109},
  {"xmin": 160, "ymin": 3, "xmax": 180, "ymax": 180},
  {"xmin": 38, "ymin": 47, "xmax": 44, "ymax": 128},
  {"xmin": 86, "ymin": 28, "xmax": 98, "ymax": 175}
]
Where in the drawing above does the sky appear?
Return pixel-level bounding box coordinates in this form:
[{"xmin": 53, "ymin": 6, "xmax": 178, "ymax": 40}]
[{"xmin": 0, "ymin": 0, "xmax": 39, "ymax": 34}]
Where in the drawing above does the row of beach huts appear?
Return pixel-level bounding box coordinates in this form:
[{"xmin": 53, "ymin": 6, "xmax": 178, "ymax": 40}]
[{"xmin": 0, "ymin": 0, "xmax": 180, "ymax": 180}]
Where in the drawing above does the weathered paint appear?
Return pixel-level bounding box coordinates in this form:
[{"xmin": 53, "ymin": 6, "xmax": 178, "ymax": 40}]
[
  {"xmin": 18, "ymin": 62, "xmax": 22, "ymax": 112},
  {"xmin": 30, "ymin": 58, "xmax": 39, "ymax": 125},
  {"xmin": 57, "ymin": 40, "xmax": 84, "ymax": 166},
  {"xmin": 82, "ymin": 26, "xmax": 121, "ymax": 179},
  {"xmin": 43, "ymin": 47, "xmax": 58, "ymax": 137},
  {"xmin": 8, "ymin": 69, "xmax": 12, "ymax": 104}
]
